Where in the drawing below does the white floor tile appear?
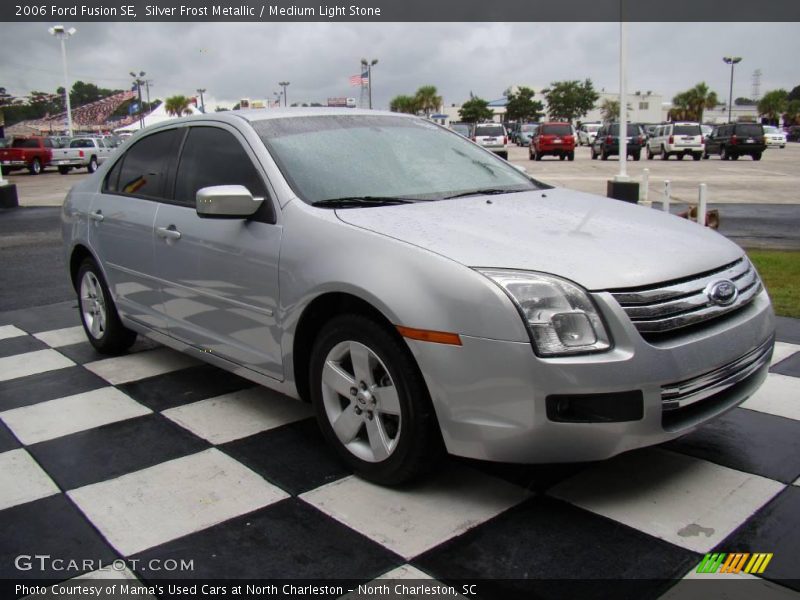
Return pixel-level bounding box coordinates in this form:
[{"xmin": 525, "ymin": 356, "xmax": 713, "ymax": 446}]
[
  {"xmin": 1, "ymin": 387, "xmax": 151, "ymax": 445},
  {"xmin": 549, "ymin": 448, "xmax": 784, "ymax": 553},
  {"xmin": 84, "ymin": 347, "xmax": 199, "ymax": 385},
  {"xmin": 162, "ymin": 387, "xmax": 311, "ymax": 444},
  {"xmin": 741, "ymin": 373, "xmax": 800, "ymax": 421},
  {"xmin": 69, "ymin": 448, "xmax": 288, "ymax": 556},
  {"xmin": 771, "ymin": 341, "xmax": 800, "ymax": 367},
  {"xmin": 33, "ymin": 326, "xmax": 87, "ymax": 348},
  {"xmin": 0, "ymin": 325, "xmax": 27, "ymax": 341},
  {"xmin": 0, "ymin": 449, "xmax": 60, "ymax": 510},
  {"xmin": 0, "ymin": 349, "xmax": 74, "ymax": 383},
  {"xmin": 301, "ymin": 465, "xmax": 528, "ymax": 560}
]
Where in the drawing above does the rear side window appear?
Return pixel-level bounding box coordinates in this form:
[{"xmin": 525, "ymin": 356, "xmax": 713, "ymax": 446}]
[
  {"xmin": 174, "ymin": 127, "xmax": 270, "ymax": 216},
  {"xmin": 673, "ymin": 125, "xmax": 701, "ymax": 136},
  {"xmin": 12, "ymin": 138, "xmax": 39, "ymax": 148},
  {"xmin": 70, "ymin": 139, "xmax": 95, "ymax": 148},
  {"xmin": 113, "ymin": 129, "xmax": 181, "ymax": 199},
  {"xmin": 541, "ymin": 124, "xmax": 572, "ymax": 136}
]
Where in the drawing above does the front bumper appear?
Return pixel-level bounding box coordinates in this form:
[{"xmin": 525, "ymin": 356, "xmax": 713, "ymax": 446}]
[{"xmin": 408, "ymin": 288, "xmax": 774, "ymax": 463}]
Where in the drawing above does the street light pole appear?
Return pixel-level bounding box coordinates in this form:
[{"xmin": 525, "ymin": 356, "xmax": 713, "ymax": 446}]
[
  {"xmin": 48, "ymin": 25, "xmax": 76, "ymax": 137},
  {"xmin": 617, "ymin": 21, "xmax": 628, "ymax": 181},
  {"xmin": 130, "ymin": 71, "xmax": 146, "ymax": 128},
  {"xmin": 361, "ymin": 58, "xmax": 378, "ymax": 109},
  {"xmin": 279, "ymin": 81, "xmax": 290, "ymax": 107},
  {"xmin": 723, "ymin": 56, "xmax": 742, "ymax": 124},
  {"xmin": 196, "ymin": 88, "xmax": 206, "ymax": 113}
]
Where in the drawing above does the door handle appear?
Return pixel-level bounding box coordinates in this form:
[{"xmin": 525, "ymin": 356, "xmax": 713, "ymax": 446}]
[
  {"xmin": 156, "ymin": 225, "xmax": 182, "ymax": 241},
  {"xmin": 89, "ymin": 210, "xmax": 104, "ymax": 223}
]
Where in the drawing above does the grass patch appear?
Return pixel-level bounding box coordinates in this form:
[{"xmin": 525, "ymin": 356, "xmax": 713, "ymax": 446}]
[{"xmin": 747, "ymin": 250, "xmax": 800, "ymax": 318}]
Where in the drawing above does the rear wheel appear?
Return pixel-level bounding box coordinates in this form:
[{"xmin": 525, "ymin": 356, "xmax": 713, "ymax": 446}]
[
  {"xmin": 678, "ymin": 153, "xmax": 685, "ymax": 160},
  {"xmin": 601, "ymin": 151, "xmax": 609, "ymax": 160},
  {"xmin": 559, "ymin": 154, "xmax": 565, "ymax": 161},
  {"xmin": 632, "ymin": 152, "xmax": 641, "ymax": 161},
  {"xmin": 309, "ymin": 314, "xmax": 442, "ymax": 485},
  {"xmin": 567, "ymin": 151, "xmax": 575, "ymax": 161},
  {"xmin": 753, "ymin": 152, "xmax": 762, "ymax": 161},
  {"xmin": 721, "ymin": 146, "xmax": 730, "ymax": 160},
  {"xmin": 87, "ymin": 156, "xmax": 98, "ymax": 173},
  {"xmin": 29, "ymin": 158, "xmax": 42, "ymax": 175},
  {"xmin": 660, "ymin": 147, "xmax": 669, "ymax": 160},
  {"xmin": 591, "ymin": 147, "xmax": 597, "ymax": 160},
  {"xmin": 77, "ymin": 258, "xmax": 137, "ymax": 354},
  {"xmin": 646, "ymin": 146, "xmax": 654, "ymax": 160},
  {"xmin": 702, "ymin": 151, "xmax": 710, "ymax": 159},
  {"xmin": 58, "ymin": 166, "xmax": 71, "ymax": 175}
]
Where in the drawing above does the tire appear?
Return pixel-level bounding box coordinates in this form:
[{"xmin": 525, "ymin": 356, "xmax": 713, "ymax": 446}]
[
  {"xmin": 87, "ymin": 156, "xmax": 98, "ymax": 173},
  {"xmin": 309, "ymin": 314, "xmax": 442, "ymax": 485},
  {"xmin": 559, "ymin": 154, "xmax": 566, "ymax": 161},
  {"xmin": 646, "ymin": 146, "xmax": 654, "ymax": 160},
  {"xmin": 732, "ymin": 154, "xmax": 739, "ymax": 160},
  {"xmin": 58, "ymin": 166, "xmax": 71, "ymax": 175},
  {"xmin": 535, "ymin": 149, "xmax": 542, "ymax": 161},
  {"xmin": 77, "ymin": 258, "xmax": 137, "ymax": 355},
  {"xmin": 591, "ymin": 148, "xmax": 597, "ymax": 160},
  {"xmin": 601, "ymin": 151, "xmax": 609, "ymax": 161},
  {"xmin": 678, "ymin": 153, "xmax": 685, "ymax": 160},
  {"xmin": 753, "ymin": 152, "xmax": 762, "ymax": 161},
  {"xmin": 632, "ymin": 152, "xmax": 641, "ymax": 161},
  {"xmin": 29, "ymin": 158, "xmax": 42, "ymax": 175},
  {"xmin": 721, "ymin": 147, "xmax": 730, "ymax": 161},
  {"xmin": 529, "ymin": 148, "xmax": 534, "ymax": 160},
  {"xmin": 567, "ymin": 151, "xmax": 575, "ymax": 161},
  {"xmin": 693, "ymin": 153, "xmax": 701, "ymax": 161},
  {"xmin": 703, "ymin": 151, "xmax": 709, "ymax": 159},
  {"xmin": 660, "ymin": 147, "xmax": 669, "ymax": 160}
]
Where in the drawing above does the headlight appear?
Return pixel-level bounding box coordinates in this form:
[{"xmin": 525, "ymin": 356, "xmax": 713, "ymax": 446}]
[{"xmin": 477, "ymin": 269, "xmax": 612, "ymax": 357}]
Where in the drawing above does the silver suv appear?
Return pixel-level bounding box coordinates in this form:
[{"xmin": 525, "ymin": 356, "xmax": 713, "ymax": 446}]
[
  {"xmin": 647, "ymin": 122, "xmax": 705, "ymax": 161},
  {"xmin": 471, "ymin": 122, "xmax": 508, "ymax": 159},
  {"xmin": 62, "ymin": 109, "xmax": 774, "ymax": 485}
]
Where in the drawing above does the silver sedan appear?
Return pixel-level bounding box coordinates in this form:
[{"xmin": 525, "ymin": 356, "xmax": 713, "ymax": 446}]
[{"xmin": 62, "ymin": 109, "xmax": 774, "ymax": 485}]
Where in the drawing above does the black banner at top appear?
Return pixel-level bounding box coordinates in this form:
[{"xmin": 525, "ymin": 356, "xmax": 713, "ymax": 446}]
[{"xmin": 2, "ymin": 0, "xmax": 800, "ymax": 22}]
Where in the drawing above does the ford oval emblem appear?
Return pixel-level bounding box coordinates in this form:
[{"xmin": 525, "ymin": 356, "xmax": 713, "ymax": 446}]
[{"xmin": 707, "ymin": 279, "xmax": 738, "ymax": 306}]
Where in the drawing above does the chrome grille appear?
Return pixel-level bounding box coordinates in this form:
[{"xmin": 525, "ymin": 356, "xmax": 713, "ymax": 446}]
[
  {"xmin": 661, "ymin": 336, "xmax": 773, "ymax": 411},
  {"xmin": 609, "ymin": 258, "xmax": 762, "ymax": 334}
]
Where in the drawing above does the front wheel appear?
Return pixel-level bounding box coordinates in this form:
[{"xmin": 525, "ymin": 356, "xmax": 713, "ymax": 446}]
[
  {"xmin": 693, "ymin": 153, "xmax": 702, "ymax": 161},
  {"xmin": 29, "ymin": 158, "xmax": 42, "ymax": 175},
  {"xmin": 632, "ymin": 152, "xmax": 641, "ymax": 161},
  {"xmin": 601, "ymin": 151, "xmax": 609, "ymax": 160},
  {"xmin": 87, "ymin": 157, "xmax": 98, "ymax": 173},
  {"xmin": 309, "ymin": 315, "xmax": 442, "ymax": 485},
  {"xmin": 77, "ymin": 258, "xmax": 137, "ymax": 354}
]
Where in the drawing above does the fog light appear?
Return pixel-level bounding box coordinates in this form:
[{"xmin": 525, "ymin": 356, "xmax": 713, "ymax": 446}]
[
  {"xmin": 546, "ymin": 391, "xmax": 644, "ymax": 423},
  {"xmin": 552, "ymin": 312, "xmax": 596, "ymax": 347}
]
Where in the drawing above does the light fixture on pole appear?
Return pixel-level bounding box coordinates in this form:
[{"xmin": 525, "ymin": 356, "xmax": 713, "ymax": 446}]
[
  {"xmin": 279, "ymin": 81, "xmax": 290, "ymax": 107},
  {"xmin": 273, "ymin": 91, "xmax": 282, "ymax": 108},
  {"xmin": 723, "ymin": 56, "xmax": 742, "ymax": 124},
  {"xmin": 48, "ymin": 25, "xmax": 76, "ymax": 137},
  {"xmin": 361, "ymin": 58, "xmax": 378, "ymax": 109},
  {"xmin": 196, "ymin": 88, "xmax": 206, "ymax": 113},
  {"xmin": 130, "ymin": 71, "xmax": 146, "ymax": 128}
]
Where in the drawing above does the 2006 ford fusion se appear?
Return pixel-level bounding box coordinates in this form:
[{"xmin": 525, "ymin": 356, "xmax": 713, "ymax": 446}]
[{"xmin": 62, "ymin": 109, "xmax": 774, "ymax": 484}]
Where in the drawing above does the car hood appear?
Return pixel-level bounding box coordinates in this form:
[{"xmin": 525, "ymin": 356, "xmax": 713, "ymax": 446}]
[{"xmin": 335, "ymin": 188, "xmax": 743, "ymax": 290}]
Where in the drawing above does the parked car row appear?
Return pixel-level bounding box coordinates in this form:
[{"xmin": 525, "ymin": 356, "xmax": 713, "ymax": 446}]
[{"xmin": 0, "ymin": 134, "xmax": 122, "ymax": 175}]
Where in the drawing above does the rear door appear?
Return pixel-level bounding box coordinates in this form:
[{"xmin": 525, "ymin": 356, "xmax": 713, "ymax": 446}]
[
  {"xmin": 672, "ymin": 124, "xmax": 703, "ymax": 149},
  {"xmin": 89, "ymin": 127, "xmax": 183, "ymax": 329},
  {"xmin": 153, "ymin": 124, "xmax": 284, "ymax": 380}
]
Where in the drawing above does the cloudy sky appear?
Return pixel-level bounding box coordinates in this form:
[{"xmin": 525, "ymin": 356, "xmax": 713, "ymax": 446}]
[{"xmin": 2, "ymin": 22, "xmax": 798, "ymax": 109}]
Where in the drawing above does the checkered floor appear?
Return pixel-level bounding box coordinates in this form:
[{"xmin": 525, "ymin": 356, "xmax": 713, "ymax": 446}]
[{"xmin": 1, "ymin": 301, "xmax": 799, "ymax": 598}]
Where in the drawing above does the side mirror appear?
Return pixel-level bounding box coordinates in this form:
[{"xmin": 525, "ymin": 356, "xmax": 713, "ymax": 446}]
[{"xmin": 196, "ymin": 185, "xmax": 263, "ymax": 218}]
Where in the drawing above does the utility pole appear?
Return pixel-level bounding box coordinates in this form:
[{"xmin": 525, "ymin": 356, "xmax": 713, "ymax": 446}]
[
  {"xmin": 279, "ymin": 81, "xmax": 290, "ymax": 107},
  {"xmin": 196, "ymin": 88, "xmax": 206, "ymax": 113},
  {"xmin": 361, "ymin": 58, "xmax": 378, "ymax": 109},
  {"xmin": 723, "ymin": 56, "xmax": 742, "ymax": 123},
  {"xmin": 130, "ymin": 71, "xmax": 146, "ymax": 128},
  {"xmin": 48, "ymin": 25, "xmax": 76, "ymax": 136}
]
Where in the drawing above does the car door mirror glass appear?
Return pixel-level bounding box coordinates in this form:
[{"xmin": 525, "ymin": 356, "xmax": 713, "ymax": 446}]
[{"xmin": 196, "ymin": 185, "xmax": 263, "ymax": 218}]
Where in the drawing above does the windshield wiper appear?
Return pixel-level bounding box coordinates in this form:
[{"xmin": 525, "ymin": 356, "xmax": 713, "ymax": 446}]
[
  {"xmin": 312, "ymin": 196, "xmax": 421, "ymax": 208},
  {"xmin": 443, "ymin": 188, "xmax": 517, "ymax": 200}
]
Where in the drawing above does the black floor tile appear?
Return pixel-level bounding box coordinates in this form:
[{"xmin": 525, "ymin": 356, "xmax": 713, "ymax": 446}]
[
  {"xmin": 414, "ymin": 496, "xmax": 700, "ymax": 600},
  {"xmin": 132, "ymin": 498, "xmax": 401, "ymax": 580},
  {"xmin": 771, "ymin": 351, "xmax": 800, "ymax": 378},
  {"xmin": 0, "ymin": 494, "xmax": 118, "ymax": 579},
  {"xmin": 0, "ymin": 301, "xmax": 78, "ymax": 334},
  {"xmin": 460, "ymin": 457, "xmax": 596, "ymax": 493},
  {"xmin": 719, "ymin": 485, "xmax": 800, "ymax": 590},
  {"xmin": 664, "ymin": 407, "xmax": 800, "ymax": 484},
  {"xmin": 220, "ymin": 419, "xmax": 348, "ymax": 495},
  {"xmin": 0, "ymin": 365, "xmax": 108, "ymax": 411},
  {"xmin": 0, "ymin": 420, "xmax": 20, "ymax": 452},
  {"xmin": 776, "ymin": 316, "xmax": 800, "ymax": 345},
  {"xmin": 57, "ymin": 337, "xmax": 160, "ymax": 365},
  {"xmin": 28, "ymin": 414, "xmax": 211, "ymax": 491},
  {"xmin": 118, "ymin": 364, "xmax": 254, "ymax": 412},
  {"xmin": 0, "ymin": 335, "xmax": 48, "ymax": 358}
]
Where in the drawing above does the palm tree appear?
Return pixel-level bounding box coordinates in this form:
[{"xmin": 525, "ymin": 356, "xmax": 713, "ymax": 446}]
[
  {"xmin": 164, "ymin": 95, "xmax": 193, "ymax": 117},
  {"xmin": 673, "ymin": 83, "xmax": 718, "ymax": 122},
  {"xmin": 414, "ymin": 85, "xmax": 442, "ymax": 117},
  {"xmin": 600, "ymin": 98, "xmax": 633, "ymax": 123},
  {"xmin": 389, "ymin": 95, "xmax": 419, "ymax": 114},
  {"xmin": 758, "ymin": 89, "xmax": 788, "ymax": 125}
]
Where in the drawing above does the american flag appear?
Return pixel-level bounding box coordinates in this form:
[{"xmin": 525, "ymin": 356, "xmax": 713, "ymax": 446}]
[{"xmin": 349, "ymin": 71, "xmax": 369, "ymax": 86}]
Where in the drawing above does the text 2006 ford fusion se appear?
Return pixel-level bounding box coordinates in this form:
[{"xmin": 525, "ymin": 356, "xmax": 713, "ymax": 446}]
[{"xmin": 62, "ymin": 109, "xmax": 774, "ymax": 485}]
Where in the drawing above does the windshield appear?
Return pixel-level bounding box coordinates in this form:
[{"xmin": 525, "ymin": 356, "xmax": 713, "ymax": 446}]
[
  {"xmin": 608, "ymin": 124, "xmax": 641, "ymax": 136},
  {"xmin": 254, "ymin": 115, "xmax": 539, "ymax": 205},
  {"xmin": 584, "ymin": 124, "xmax": 601, "ymax": 132},
  {"xmin": 764, "ymin": 126, "xmax": 779, "ymax": 134},
  {"xmin": 541, "ymin": 124, "xmax": 572, "ymax": 136},
  {"xmin": 521, "ymin": 124, "xmax": 538, "ymax": 132}
]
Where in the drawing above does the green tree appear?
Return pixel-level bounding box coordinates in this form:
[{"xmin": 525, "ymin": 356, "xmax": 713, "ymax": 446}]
[
  {"xmin": 783, "ymin": 99, "xmax": 800, "ymax": 126},
  {"xmin": 758, "ymin": 89, "xmax": 788, "ymax": 125},
  {"xmin": 543, "ymin": 79, "xmax": 599, "ymax": 123},
  {"xmin": 389, "ymin": 95, "xmax": 419, "ymax": 114},
  {"xmin": 788, "ymin": 85, "xmax": 800, "ymax": 103},
  {"xmin": 599, "ymin": 98, "xmax": 633, "ymax": 123},
  {"xmin": 214, "ymin": 106, "xmax": 230, "ymax": 112},
  {"xmin": 164, "ymin": 95, "xmax": 193, "ymax": 117},
  {"xmin": 458, "ymin": 97, "xmax": 494, "ymax": 123},
  {"xmin": 505, "ymin": 86, "xmax": 544, "ymax": 122},
  {"xmin": 414, "ymin": 85, "xmax": 442, "ymax": 116},
  {"xmin": 671, "ymin": 83, "xmax": 718, "ymax": 122}
]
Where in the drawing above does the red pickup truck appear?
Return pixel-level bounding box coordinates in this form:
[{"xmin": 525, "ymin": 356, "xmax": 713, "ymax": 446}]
[{"xmin": 0, "ymin": 136, "xmax": 56, "ymax": 175}]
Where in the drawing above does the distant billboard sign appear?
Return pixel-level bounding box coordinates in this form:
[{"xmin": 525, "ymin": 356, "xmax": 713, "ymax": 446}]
[{"xmin": 328, "ymin": 97, "xmax": 357, "ymax": 108}]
